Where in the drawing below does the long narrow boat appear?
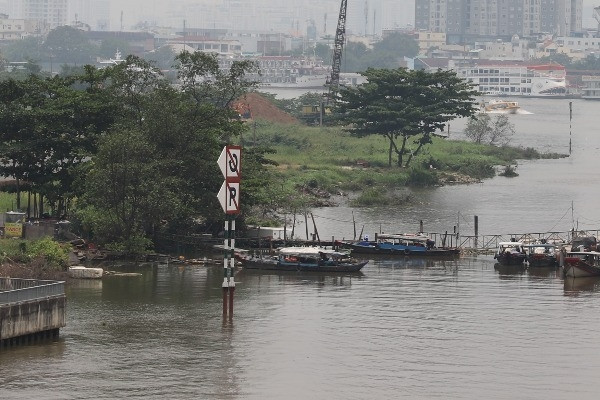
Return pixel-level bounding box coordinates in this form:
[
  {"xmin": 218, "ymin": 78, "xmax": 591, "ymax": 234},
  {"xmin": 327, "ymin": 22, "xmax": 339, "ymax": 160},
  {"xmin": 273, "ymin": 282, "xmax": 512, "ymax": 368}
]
[
  {"xmin": 343, "ymin": 233, "xmax": 460, "ymax": 257},
  {"xmin": 563, "ymin": 251, "xmax": 600, "ymax": 278},
  {"xmin": 239, "ymin": 247, "xmax": 367, "ymax": 272}
]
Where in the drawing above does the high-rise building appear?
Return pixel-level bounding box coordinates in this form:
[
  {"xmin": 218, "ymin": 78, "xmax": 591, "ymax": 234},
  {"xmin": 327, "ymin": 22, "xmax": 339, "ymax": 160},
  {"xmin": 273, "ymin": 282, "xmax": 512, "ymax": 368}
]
[
  {"xmin": 8, "ymin": 0, "xmax": 67, "ymax": 29},
  {"xmin": 415, "ymin": 0, "xmax": 582, "ymax": 43}
]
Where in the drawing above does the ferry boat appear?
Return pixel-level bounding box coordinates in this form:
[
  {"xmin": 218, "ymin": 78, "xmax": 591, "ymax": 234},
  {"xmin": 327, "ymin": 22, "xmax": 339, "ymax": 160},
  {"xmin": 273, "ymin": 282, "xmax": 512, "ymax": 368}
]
[
  {"xmin": 457, "ymin": 63, "xmax": 567, "ymax": 97},
  {"xmin": 482, "ymin": 99, "xmax": 520, "ymax": 113}
]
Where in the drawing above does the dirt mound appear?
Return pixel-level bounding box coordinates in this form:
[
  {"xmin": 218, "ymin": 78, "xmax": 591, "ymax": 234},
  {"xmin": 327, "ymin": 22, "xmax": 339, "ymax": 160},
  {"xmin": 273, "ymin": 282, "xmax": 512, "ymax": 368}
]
[{"xmin": 236, "ymin": 92, "xmax": 298, "ymax": 124}]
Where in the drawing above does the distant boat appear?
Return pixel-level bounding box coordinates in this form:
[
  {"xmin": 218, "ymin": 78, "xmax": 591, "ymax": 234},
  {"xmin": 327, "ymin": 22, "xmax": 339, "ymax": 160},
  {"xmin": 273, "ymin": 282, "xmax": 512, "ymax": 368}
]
[
  {"xmin": 524, "ymin": 243, "xmax": 558, "ymax": 268},
  {"xmin": 238, "ymin": 247, "xmax": 367, "ymax": 272},
  {"xmin": 343, "ymin": 233, "xmax": 460, "ymax": 257},
  {"xmin": 494, "ymin": 241, "xmax": 527, "ymax": 265},
  {"xmin": 97, "ymin": 50, "xmax": 125, "ymax": 67},
  {"xmin": 481, "ymin": 99, "xmax": 520, "ymax": 114}
]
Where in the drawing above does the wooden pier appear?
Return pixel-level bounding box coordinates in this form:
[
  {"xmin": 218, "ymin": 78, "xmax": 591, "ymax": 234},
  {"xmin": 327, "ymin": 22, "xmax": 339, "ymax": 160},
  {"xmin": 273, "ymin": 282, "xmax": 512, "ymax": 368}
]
[{"xmin": 0, "ymin": 278, "xmax": 66, "ymax": 348}]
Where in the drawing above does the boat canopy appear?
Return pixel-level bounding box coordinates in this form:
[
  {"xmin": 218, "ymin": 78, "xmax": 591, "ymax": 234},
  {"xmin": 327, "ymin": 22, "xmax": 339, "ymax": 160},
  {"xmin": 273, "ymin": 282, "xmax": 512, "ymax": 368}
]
[
  {"xmin": 377, "ymin": 233, "xmax": 430, "ymax": 242},
  {"xmin": 498, "ymin": 241, "xmax": 523, "ymax": 246},
  {"xmin": 523, "ymin": 243, "xmax": 556, "ymax": 248},
  {"xmin": 567, "ymin": 251, "xmax": 600, "ymax": 256},
  {"xmin": 278, "ymin": 247, "xmax": 348, "ymax": 256}
]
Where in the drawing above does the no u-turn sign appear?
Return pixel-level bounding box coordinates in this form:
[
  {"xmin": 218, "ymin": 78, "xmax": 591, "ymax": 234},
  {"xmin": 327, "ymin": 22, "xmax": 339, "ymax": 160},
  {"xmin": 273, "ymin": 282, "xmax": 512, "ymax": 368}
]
[{"xmin": 217, "ymin": 146, "xmax": 242, "ymax": 214}]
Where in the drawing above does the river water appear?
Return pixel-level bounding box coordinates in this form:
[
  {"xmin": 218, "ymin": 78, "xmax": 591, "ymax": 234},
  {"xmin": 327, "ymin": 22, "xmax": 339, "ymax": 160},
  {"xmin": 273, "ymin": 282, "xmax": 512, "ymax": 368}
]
[{"xmin": 2, "ymin": 97, "xmax": 600, "ymax": 399}]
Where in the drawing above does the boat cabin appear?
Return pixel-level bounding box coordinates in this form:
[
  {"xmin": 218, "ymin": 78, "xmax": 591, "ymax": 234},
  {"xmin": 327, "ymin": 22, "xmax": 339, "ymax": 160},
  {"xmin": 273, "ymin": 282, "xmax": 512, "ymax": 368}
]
[
  {"xmin": 524, "ymin": 243, "xmax": 556, "ymax": 255},
  {"xmin": 496, "ymin": 241, "xmax": 525, "ymax": 254},
  {"xmin": 565, "ymin": 251, "xmax": 600, "ymax": 266}
]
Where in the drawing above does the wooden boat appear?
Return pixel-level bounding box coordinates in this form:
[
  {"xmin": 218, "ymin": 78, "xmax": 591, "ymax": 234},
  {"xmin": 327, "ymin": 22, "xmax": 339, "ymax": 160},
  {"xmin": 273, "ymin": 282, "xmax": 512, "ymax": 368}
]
[
  {"xmin": 239, "ymin": 247, "xmax": 367, "ymax": 272},
  {"xmin": 524, "ymin": 243, "xmax": 558, "ymax": 268},
  {"xmin": 494, "ymin": 241, "xmax": 527, "ymax": 265},
  {"xmin": 343, "ymin": 233, "xmax": 460, "ymax": 257},
  {"xmin": 563, "ymin": 251, "xmax": 600, "ymax": 278}
]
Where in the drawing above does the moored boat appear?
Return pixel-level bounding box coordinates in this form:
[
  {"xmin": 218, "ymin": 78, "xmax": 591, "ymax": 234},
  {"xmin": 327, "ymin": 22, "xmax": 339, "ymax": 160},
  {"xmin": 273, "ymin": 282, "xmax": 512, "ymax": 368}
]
[
  {"xmin": 494, "ymin": 241, "xmax": 527, "ymax": 265},
  {"xmin": 524, "ymin": 243, "xmax": 558, "ymax": 268},
  {"xmin": 239, "ymin": 247, "xmax": 367, "ymax": 272},
  {"xmin": 343, "ymin": 233, "xmax": 460, "ymax": 257},
  {"xmin": 563, "ymin": 251, "xmax": 600, "ymax": 278}
]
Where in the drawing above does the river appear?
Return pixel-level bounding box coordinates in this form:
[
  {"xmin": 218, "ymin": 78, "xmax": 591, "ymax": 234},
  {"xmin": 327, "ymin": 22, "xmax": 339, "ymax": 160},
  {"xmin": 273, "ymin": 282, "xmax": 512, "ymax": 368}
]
[{"xmin": 2, "ymin": 97, "xmax": 600, "ymax": 399}]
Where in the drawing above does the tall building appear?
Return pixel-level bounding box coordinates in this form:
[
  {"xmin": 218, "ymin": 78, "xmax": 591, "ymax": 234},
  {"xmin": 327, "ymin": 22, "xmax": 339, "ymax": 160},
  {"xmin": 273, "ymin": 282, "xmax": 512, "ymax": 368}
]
[
  {"xmin": 8, "ymin": 0, "xmax": 67, "ymax": 29},
  {"xmin": 415, "ymin": 0, "xmax": 582, "ymax": 43}
]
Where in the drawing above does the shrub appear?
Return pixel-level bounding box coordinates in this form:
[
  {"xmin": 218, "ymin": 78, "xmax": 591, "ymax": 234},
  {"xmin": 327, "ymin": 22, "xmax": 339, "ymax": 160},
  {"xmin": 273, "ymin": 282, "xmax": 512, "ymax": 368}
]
[{"xmin": 406, "ymin": 167, "xmax": 439, "ymax": 187}]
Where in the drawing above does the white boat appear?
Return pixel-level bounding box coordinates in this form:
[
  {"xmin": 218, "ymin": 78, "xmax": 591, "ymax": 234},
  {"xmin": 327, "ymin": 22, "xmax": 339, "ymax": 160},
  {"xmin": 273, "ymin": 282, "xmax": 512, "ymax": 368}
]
[
  {"xmin": 482, "ymin": 99, "xmax": 520, "ymax": 114},
  {"xmin": 457, "ymin": 63, "xmax": 567, "ymax": 97},
  {"xmin": 564, "ymin": 251, "xmax": 600, "ymax": 278}
]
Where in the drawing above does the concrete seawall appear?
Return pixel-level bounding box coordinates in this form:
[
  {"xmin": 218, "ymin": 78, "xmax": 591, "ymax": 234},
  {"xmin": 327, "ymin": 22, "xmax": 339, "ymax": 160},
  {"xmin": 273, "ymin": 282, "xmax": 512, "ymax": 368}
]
[{"xmin": 0, "ymin": 279, "xmax": 66, "ymax": 348}]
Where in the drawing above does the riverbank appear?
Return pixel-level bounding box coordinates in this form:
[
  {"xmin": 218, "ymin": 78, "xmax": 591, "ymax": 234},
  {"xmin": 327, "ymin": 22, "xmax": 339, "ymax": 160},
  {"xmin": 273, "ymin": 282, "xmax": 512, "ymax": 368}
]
[{"xmin": 249, "ymin": 122, "xmax": 566, "ymax": 208}]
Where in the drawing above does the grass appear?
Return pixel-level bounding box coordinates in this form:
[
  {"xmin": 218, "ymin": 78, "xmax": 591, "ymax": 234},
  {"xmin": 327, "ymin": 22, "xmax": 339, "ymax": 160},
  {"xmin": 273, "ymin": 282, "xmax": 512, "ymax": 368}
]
[
  {"xmin": 246, "ymin": 122, "xmax": 564, "ymax": 196},
  {"xmin": 0, "ymin": 191, "xmax": 17, "ymax": 212}
]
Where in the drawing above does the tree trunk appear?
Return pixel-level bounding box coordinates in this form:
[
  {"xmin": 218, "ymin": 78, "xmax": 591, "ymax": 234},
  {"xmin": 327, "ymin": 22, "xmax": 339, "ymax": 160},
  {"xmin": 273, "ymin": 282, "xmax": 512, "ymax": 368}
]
[
  {"xmin": 396, "ymin": 135, "xmax": 408, "ymax": 167},
  {"xmin": 387, "ymin": 136, "xmax": 393, "ymax": 167},
  {"xmin": 405, "ymin": 142, "xmax": 424, "ymax": 168},
  {"xmin": 15, "ymin": 177, "xmax": 21, "ymax": 210}
]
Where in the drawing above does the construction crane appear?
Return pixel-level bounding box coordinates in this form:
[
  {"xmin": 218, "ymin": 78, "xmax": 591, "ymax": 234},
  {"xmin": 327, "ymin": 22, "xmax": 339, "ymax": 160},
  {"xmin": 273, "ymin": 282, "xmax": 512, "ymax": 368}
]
[
  {"xmin": 595, "ymin": 6, "xmax": 600, "ymax": 37},
  {"xmin": 328, "ymin": 0, "xmax": 348, "ymax": 94}
]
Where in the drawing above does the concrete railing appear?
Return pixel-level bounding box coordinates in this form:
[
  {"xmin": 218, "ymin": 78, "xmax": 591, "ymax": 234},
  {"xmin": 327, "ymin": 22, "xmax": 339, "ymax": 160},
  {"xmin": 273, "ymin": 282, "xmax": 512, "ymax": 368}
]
[{"xmin": 0, "ymin": 278, "xmax": 65, "ymax": 305}]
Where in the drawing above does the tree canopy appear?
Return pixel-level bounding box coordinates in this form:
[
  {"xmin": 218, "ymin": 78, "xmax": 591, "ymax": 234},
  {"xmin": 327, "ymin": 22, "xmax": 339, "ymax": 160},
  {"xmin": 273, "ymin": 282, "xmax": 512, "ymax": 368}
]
[{"xmin": 336, "ymin": 67, "xmax": 478, "ymax": 167}]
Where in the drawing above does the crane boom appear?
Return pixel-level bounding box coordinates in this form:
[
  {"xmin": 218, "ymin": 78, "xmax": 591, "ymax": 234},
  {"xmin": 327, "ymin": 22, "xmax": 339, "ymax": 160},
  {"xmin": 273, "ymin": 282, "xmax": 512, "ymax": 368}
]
[{"xmin": 329, "ymin": 0, "xmax": 347, "ymax": 91}]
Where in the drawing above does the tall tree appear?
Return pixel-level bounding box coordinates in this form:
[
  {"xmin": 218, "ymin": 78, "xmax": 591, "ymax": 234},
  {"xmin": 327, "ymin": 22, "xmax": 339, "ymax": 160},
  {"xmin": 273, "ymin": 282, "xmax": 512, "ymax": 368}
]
[{"xmin": 336, "ymin": 68, "xmax": 478, "ymax": 167}]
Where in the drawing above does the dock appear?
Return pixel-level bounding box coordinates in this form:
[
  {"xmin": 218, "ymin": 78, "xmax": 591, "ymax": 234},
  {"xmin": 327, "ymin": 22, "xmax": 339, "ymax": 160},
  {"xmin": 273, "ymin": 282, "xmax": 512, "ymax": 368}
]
[{"xmin": 0, "ymin": 278, "xmax": 66, "ymax": 348}]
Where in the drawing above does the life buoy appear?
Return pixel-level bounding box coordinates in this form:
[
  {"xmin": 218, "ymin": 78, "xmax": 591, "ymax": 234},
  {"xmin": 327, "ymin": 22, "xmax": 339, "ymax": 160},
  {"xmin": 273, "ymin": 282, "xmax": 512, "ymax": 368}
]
[{"xmin": 404, "ymin": 249, "xmax": 411, "ymax": 255}]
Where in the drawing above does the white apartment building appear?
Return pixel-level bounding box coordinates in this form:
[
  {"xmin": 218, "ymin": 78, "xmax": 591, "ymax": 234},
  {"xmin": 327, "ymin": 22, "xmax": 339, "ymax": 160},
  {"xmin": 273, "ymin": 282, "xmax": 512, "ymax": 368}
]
[{"xmin": 8, "ymin": 0, "xmax": 67, "ymax": 29}]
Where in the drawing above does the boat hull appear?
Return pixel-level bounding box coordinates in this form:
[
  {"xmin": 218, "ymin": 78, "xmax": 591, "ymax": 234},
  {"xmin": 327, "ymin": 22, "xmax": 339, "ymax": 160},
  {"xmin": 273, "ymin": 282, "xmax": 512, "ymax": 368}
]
[
  {"xmin": 527, "ymin": 255, "xmax": 558, "ymax": 268},
  {"xmin": 564, "ymin": 260, "xmax": 600, "ymax": 278},
  {"xmin": 240, "ymin": 258, "xmax": 367, "ymax": 272},
  {"xmin": 345, "ymin": 243, "xmax": 460, "ymax": 257},
  {"xmin": 494, "ymin": 253, "xmax": 526, "ymax": 265}
]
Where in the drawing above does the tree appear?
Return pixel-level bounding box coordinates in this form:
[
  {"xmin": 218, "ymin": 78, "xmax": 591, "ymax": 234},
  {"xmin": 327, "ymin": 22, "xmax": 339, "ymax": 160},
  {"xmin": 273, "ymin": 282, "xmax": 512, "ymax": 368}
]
[
  {"xmin": 3, "ymin": 36, "xmax": 43, "ymax": 62},
  {"xmin": 44, "ymin": 26, "xmax": 97, "ymax": 65},
  {"xmin": 464, "ymin": 113, "xmax": 514, "ymax": 146},
  {"xmin": 336, "ymin": 68, "xmax": 478, "ymax": 167},
  {"xmin": 314, "ymin": 43, "xmax": 331, "ymax": 65}
]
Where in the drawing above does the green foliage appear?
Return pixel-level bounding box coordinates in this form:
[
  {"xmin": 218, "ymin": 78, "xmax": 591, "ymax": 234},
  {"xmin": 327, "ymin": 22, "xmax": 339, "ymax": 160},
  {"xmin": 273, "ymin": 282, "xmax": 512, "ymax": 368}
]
[
  {"xmin": 340, "ymin": 35, "xmax": 419, "ymax": 72},
  {"xmin": 499, "ymin": 165, "xmax": 519, "ymax": 177},
  {"xmin": 336, "ymin": 67, "xmax": 479, "ymax": 167},
  {"xmin": 0, "ymin": 238, "xmax": 69, "ymax": 270},
  {"xmin": 27, "ymin": 237, "xmax": 70, "ymax": 271},
  {"xmin": 44, "ymin": 26, "xmax": 97, "ymax": 64},
  {"xmin": 406, "ymin": 167, "xmax": 439, "ymax": 186}
]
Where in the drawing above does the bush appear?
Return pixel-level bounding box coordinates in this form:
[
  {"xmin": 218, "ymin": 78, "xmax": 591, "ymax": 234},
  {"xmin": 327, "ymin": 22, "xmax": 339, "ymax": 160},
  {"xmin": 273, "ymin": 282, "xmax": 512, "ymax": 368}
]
[{"xmin": 406, "ymin": 167, "xmax": 439, "ymax": 186}]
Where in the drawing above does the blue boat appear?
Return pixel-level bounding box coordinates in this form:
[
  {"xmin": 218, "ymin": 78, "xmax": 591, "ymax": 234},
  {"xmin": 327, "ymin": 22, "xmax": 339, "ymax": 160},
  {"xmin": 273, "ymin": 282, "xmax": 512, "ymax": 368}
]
[{"xmin": 344, "ymin": 233, "xmax": 460, "ymax": 257}]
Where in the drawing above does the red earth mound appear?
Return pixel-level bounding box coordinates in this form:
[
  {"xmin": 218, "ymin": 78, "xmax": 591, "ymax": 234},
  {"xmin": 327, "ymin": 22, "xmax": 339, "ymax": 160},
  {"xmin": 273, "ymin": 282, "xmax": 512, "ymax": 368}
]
[{"xmin": 234, "ymin": 92, "xmax": 298, "ymax": 124}]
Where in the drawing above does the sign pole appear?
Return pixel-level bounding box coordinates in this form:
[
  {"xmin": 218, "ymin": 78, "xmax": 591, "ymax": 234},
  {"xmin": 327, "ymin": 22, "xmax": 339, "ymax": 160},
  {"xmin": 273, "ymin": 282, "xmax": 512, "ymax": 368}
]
[{"xmin": 217, "ymin": 145, "xmax": 242, "ymax": 319}]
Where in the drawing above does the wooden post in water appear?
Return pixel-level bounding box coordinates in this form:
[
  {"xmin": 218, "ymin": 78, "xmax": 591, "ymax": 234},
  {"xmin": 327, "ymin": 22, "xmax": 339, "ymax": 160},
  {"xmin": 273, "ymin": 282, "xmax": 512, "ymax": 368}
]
[
  {"xmin": 474, "ymin": 216, "xmax": 479, "ymax": 249},
  {"xmin": 352, "ymin": 211, "xmax": 356, "ymax": 240},
  {"xmin": 569, "ymin": 101, "xmax": 572, "ymax": 155},
  {"xmin": 419, "ymin": 220, "xmax": 424, "ymax": 233},
  {"xmin": 310, "ymin": 213, "xmax": 321, "ymax": 243}
]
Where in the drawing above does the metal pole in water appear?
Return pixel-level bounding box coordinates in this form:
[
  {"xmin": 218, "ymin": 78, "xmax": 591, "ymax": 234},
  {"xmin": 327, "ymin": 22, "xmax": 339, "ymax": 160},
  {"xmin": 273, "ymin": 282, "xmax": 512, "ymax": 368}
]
[
  {"xmin": 222, "ymin": 218, "xmax": 229, "ymax": 316},
  {"xmin": 228, "ymin": 219, "xmax": 235, "ymax": 318},
  {"xmin": 474, "ymin": 215, "xmax": 479, "ymax": 249},
  {"xmin": 569, "ymin": 101, "xmax": 572, "ymax": 154}
]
